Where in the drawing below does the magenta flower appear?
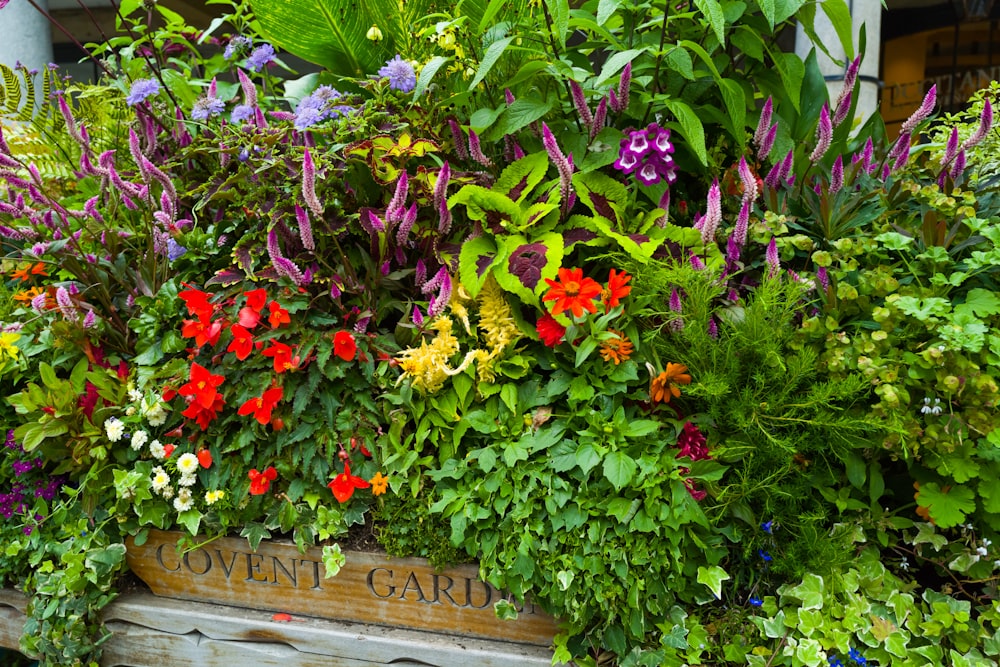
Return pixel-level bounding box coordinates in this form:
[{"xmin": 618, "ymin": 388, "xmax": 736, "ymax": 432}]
[
  {"xmin": 901, "ymin": 85, "xmax": 937, "ymax": 134},
  {"xmin": 809, "ymin": 104, "xmax": 833, "ymax": 162}
]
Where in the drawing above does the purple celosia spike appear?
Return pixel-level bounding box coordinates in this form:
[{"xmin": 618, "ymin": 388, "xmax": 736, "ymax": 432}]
[
  {"xmin": 690, "ymin": 253, "xmax": 706, "ymax": 270},
  {"xmin": 901, "ymin": 85, "xmax": 936, "ymax": 134},
  {"xmin": 26, "ymin": 184, "xmax": 47, "ymax": 206},
  {"xmin": 893, "ymin": 138, "xmax": 912, "ymax": 172},
  {"xmin": 609, "ymin": 89, "xmax": 621, "ymax": 113},
  {"xmin": 140, "ymin": 157, "xmax": 174, "ymax": 204},
  {"xmin": 83, "ymin": 310, "xmax": 97, "ymax": 329},
  {"xmin": 809, "ymin": 104, "xmax": 833, "ymax": 162},
  {"xmin": 173, "ymin": 107, "xmax": 192, "ymax": 147},
  {"xmin": 738, "ymin": 156, "xmax": 757, "ymax": 203},
  {"xmin": 295, "ymin": 204, "xmax": 315, "ymax": 250},
  {"xmin": 0, "ymin": 201, "xmax": 19, "ymax": 216},
  {"xmin": 754, "ymin": 97, "xmax": 773, "ymax": 149},
  {"xmin": 56, "ymin": 286, "xmax": 78, "ymax": 320},
  {"xmin": 468, "ymin": 129, "xmax": 493, "ymax": 167},
  {"xmin": 0, "ymin": 153, "xmax": 18, "ymax": 169},
  {"xmin": 30, "ymin": 292, "xmax": 46, "ymax": 313},
  {"xmin": 758, "ymin": 123, "xmax": 777, "ymax": 162},
  {"xmin": 833, "ymin": 90, "xmax": 852, "ymax": 128},
  {"xmin": 700, "ymin": 179, "xmax": 721, "ymax": 245},
  {"xmin": 569, "ymin": 80, "xmax": 594, "ymax": 130},
  {"xmin": 591, "ymin": 96, "xmax": 608, "ymax": 142},
  {"xmin": 725, "ymin": 234, "xmax": 741, "ymax": 269},
  {"xmin": 829, "ymin": 155, "xmax": 844, "ymax": 194},
  {"xmin": 267, "ymin": 229, "xmax": 284, "ymax": 262},
  {"xmin": 302, "ymin": 148, "xmax": 323, "ymax": 217},
  {"xmin": 512, "ymin": 139, "xmax": 526, "ymax": 160},
  {"xmin": 778, "ymin": 149, "xmax": 794, "ymax": 184},
  {"xmin": 860, "ymin": 137, "xmax": 875, "ymax": 173},
  {"xmin": 237, "ymin": 68, "xmax": 258, "ymax": 108},
  {"xmin": 542, "ymin": 122, "xmax": 574, "ymax": 216},
  {"xmin": 415, "ymin": 259, "xmax": 427, "ymax": 288},
  {"xmin": 208, "ymin": 77, "xmax": 218, "ymax": 98},
  {"xmin": 273, "ymin": 257, "xmax": 306, "ymax": 286},
  {"xmin": 1, "ymin": 172, "xmax": 30, "ymax": 189},
  {"xmin": 412, "ymin": 305, "xmax": 424, "ymax": 326},
  {"xmin": 941, "ymin": 127, "xmax": 959, "ymax": 166},
  {"xmin": 367, "ymin": 210, "xmax": 386, "ymax": 233},
  {"xmin": 129, "ymin": 128, "xmax": 148, "ymax": 181},
  {"xmin": 396, "ymin": 203, "xmax": 417, "ymax": 246},
  {"xmin": 388, "ymin": 171, "xmax": 409, "ymax": 222},
  {"xmin": 427, "ymin": 270, "xmax": 452, "ymax": 318},
  {"xmin": 434, "ymin": 163, "xmax": 452, "ymax": 235},
  {"xmin": 57, "ymin": 93, "xmax": 85, "ymax": 147},
  {"xmin": 733, "ymin": 198, "xmax": 750, "ymax": 247},
  {"xmin": 817, "ymin": 266, "xmax": 829, "ymax": 291},
  {"xmin": 707, "ymin": 318, "xmax": 718, "ymax": 339},
  {"xmin": 616, "ymin": 62, "xmax": 631, "ymax": 113},
  {"xmin": 963, "ymin": 99, "xmax": 993, "ymax": 150},
  {"xmin": 422, "ymin": 267, "xmax": 442, "ymax": 294},
  {"xmin": 669, "ymin": 287, "xmax": 683, "ymax": 332},
  {"xmin": 766, "ymin": 237, "xmax": 780, "ymax": 278},
  {"xmin": 0, "ymin": 125, "xmax": 10, "ymax": 155},
  {"xmin": 505, "ymin": 88, "xmax": 515, "ymax": 106},
  {"xmin": 84, "ymin": 197, "xmax": 103, "ymax": 223},
  {"xmin": 448, "ymin": 119, "xmax": 469, "ymax": 160},
  {"xmin": 950, "ymin": 149, "xmax": 967, "ymax": 180}
]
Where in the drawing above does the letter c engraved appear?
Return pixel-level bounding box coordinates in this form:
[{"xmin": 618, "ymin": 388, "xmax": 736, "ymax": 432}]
[{"xmin": 156, "ymin": 543, "xmax": 181, "ymax": 572}]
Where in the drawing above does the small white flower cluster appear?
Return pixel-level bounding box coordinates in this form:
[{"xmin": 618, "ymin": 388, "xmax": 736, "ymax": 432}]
[
  {"xmin": 920, "ymin": 397, "xmax": 943, "ymax": 415},
  {"xmin": 105, "ymin": 417, "xmax": 125, "ymax": 442}
]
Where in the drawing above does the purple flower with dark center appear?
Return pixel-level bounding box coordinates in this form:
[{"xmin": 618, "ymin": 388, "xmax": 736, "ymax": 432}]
[
  {"xmin": 126, "ymin": 78, "xmax": 160, "ymax": 106},
  {"xmin": 191, "ymin": 96, "xmax": 225, "ymax": 121},
  {"xmin": 378, "ymin": 55, "xmax": 416, "ymax": 93},
  {"xmin": 246, "ymin": 43, "xmax": 275, "ymax": 72},
  {"xmin": 614, "ymin": 123, "xmax": 677, "ymax": 187}
]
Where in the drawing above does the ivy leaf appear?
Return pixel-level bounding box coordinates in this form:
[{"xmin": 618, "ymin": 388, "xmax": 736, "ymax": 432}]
[
  {"xmin": 696, "ymin": 565, "xmax": 730, "ymax": 599},
  {"xmin": 916, "ymin": 482, "xmax": 976, "ymax": 528},
  {"xmin": 795, "ymin": 638, "xmax": 824, "ymax": 666},
  {"xmin": 177, "ymin": 509, "xmax": 203, "ymax": 537},
  {"xmin": 782, "ymin": 573, "xmax": 825, "ymax": 610},
  {"xmin": 603, "ymin": 452, "xmax": 637, "ymax": 490}
]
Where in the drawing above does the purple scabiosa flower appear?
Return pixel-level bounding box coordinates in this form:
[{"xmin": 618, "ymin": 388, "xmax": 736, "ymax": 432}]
[
  {"xmin": 191, "ymin": 96, "xmax": 225, "ymax": 121},
  {"xmin": 379, "ymin": 55, "xmax": 417, "ymax": 93},
  {"xmin": 809, "ymin": 104, "xmax": 833, "ymax": 162},
  {"xmin": 224, "ymin": 35, "xmax": 252, "ymax": 60},
  {"xmin": 901, "ymin": 85, "xmax": 937, "ymax": 134},
  {"xmin": 829, "ymin": 155, "xmax": 844, "ymax": 194},
  {"xmin": 246, "ymin": 43, "xmax": 275, "ymax": 72},
  {"xmin": 766, "ymin": 237, "xmax": 780, "ymax": 278},
  {"xmin": 963, "ymin": 99, "xmax": 993, "ymax": 150},
  {"xmin": 126, "ymin": 78, "xmax": 160, "ymax": 106},
  {"xmin": 231, "ymin": 104, "xmax": 254, "ymax": 123}
]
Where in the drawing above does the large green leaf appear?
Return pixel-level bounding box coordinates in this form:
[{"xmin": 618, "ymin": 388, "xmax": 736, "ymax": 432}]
[
  {"xmin": 820, "ymin": 0, "xmax": 855, "ymax": 60},
  {"xmin": 663, "ymin": 98, "xmax": 708, "ymax": 166},
  {"xmin": 693, "ymin": 0, "xmax": 727, "ymax": 46}
]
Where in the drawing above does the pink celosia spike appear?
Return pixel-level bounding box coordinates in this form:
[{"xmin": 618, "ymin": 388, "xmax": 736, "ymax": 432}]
[
  {"xmin": 700, "ymin": 179, "xmax": 721, "ymax": 245},
  {"xmin": 396, "ymin": 203, "xmax": 417, "ymax": 247},
  {"xmin": 468, "ymin": 129, "xmax": 493, "ymax": 167},
  {"xmin": 295, "ymin": 204, "xmax": 314, "ymax": 250},
  {"xmin": 962, "ymin": 99, "xmax": 993, "ymax": 150},
  {"xmin": 388, "ymin": 171, "xmax": 409, "ymax": 222},
  {"xmin": 950, "ymin": 149, "xmax": 967, "ymax": 180},
  {"xmin": 766, "ymin": 237, "xmax": 780, "ymax": 278},
  {"xmin": 900, "ymin": 85, "xmax": 936, "ymax": 134},
  {"xmin": 542, "ymin": 122, "xmax": 574, "ymax": 216},
  {"xmin": 569, "ymin": 80, "xmax": 594, "ymax": 130},
  {"xmin": 809, "ymin": 104, "xmax": 832, "ymax": 162},
  {"xmin": 448, "ymin": 119, "xmax": 469, "ymax": 160},
  {"xmin": 758, "ymin": 123, "xmax": 777, "ymax": 162},
  {"xmin": 616, "ymin": 62, "xmax": 631, "ymax": 113},
  {"xmin": 591, "ymin": 96, "xmax": 608, "ymax": 142},
  {"xmin": 941, "ymin": 127, "xmax": 959, "ymax": 166},
  {"xmin": 738, "ymin": 157, "xmax": 757, "ymax": 203},
  {"xmin": 829, "ymin": 155, "xmax": 844, "ymax": 194},
  {"xmin": 237, "ymin": 68, "xmax": 258, "ymax": 107},
  {"xmin": 435, "ymin": 163, "xmax": 452, "ymax": 235},
  {"xmin": 302, "ymin": 148, "xmax": 324, "ymax": 217},
  {"xmin": 733, "ymin": 198, "xmax": 750, "ymax": 247},
  {"xmin": 833, "ymin": 90, "xmax": 852, "ymax": 128},
  {"xmin": 753, "ymin": 97, "xmax": 773, "ymax": 148}
]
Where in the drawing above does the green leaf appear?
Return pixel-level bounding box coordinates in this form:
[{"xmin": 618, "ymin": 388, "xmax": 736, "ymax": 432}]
[
  {"xmin": 459, "ymin": 235, "xmax": 500, "ymax": 298},
  {"xmin": 603, "ymin": 452, "xmax": 637, "ymax": 490},
  {"xmin": 757, "ymin": 0, "xmax": 776, "ymax": 28},
  {"xmin": 819, "ymin": 0, "xmax": 855, "ymax": 60},
  {"xmin": 494, "ymin": 98, "xmax": 554, "ymax": 139},
  {"xmin": 719, "ymin": 78, "xmax": 747, "ymax": 145},
  {"xmin": 596, "ymin": 49, "xmax": 648, "ymax": 87},
  {"xmin": 177, "ymin": 510, "xmax": 203, "ymax": 536},
  {"xmin": 916, "ymin": 482, "xmax": 976, "ymax": 529},
  {"xmin": 769, "ymin": 48, "xmax": 805, "ymax": 113},
  {"xmin": 322, "ymin": 544, "xmax": 345, "ymax": 577},
  {"xmin": 663, "ymin": 99, "xmax": 707, "ymax": 166},
  {"xmin": 963, "ymin": 288, "xmax": 1000, "ymax": 317},
  {"xmin": 469, "ymin": 36, "xmax": 515, "ymax": 91},
  {"xmin": 693, "ymin": 0, "xmax": 726, "ymax": 46},
  {"xmin": 696, "ymin": 565, "xmax": 730, "ymax": 599},
  {"xmin": 795, "ymin": 637, "xmax": 824, "ymax": 666},
  {"xmin": 845, "ymin": 453, "xmax": 866, "ymax": 489},
  {"xmin": 545, "ymin": 0, "xmax": 570, "ymax": 49},
  {"xmin": 493, "ymin": 151, "xmax": 551, "ymax": 203},
  {"xmin": 666, "ymin": 46, "xmax": 695, "ymax": 80},
  {"xmin": 597, "ymin": 0, "xmax": 623, "ymax": 25},
  {"xmin": 782, "ymin": 573, "xmax": 824, "ymax": 610},
  {"xmin": 412, "ymin": 55, "xmax": 451, "ymax": 100}
]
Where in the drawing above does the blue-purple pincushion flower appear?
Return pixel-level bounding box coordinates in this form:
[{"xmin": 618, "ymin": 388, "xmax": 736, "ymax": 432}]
[
  {"xmin": 378, "ymin": 55, "xmax": 416, "ymax": 93},
  {"xmin": 614, "ymin": 123, "xmax": 677, "ymax": 187},
  {"xmin": 246, "ymin": 43, "xmax": 275, "ymax": 72},
  {"xmin": 293, "ymin": 85, "xmax": 353, "ymax": 130},
  {"xmin": 126, "ymin": 78, "xmax": 161, "ymax": 106},
  {"xmin": 191, "ymin": 96, "xmax": 225, "ymax": 121}
]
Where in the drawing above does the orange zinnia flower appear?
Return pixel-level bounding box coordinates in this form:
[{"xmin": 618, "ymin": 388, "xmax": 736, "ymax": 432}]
[
  {"xmin": 598, "ymin": 329, "xmax": 634, "ymax": 365},
  {"xmin": 543, "ymin": 267, "xmax": 602, "ymax": 318},
  {"xmin": 13, "ymin": 286, "xmax": 44, "ymax": 303},
  {"xmin": 602, "ymin": 269, "xmax": 632, "ymax": 310},
  {"xmin": 650, "ymin": 363, "xmax": 692, "ymax": 403}
]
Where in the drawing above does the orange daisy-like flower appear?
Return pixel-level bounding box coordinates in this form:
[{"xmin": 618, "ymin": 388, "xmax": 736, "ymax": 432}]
[
  {"xmin": 602, "ymin": 269, "xmax": 632, "ymax": 311},
  {"xmin": 369, "ymin": 472, "xmax": 389, "ymax": 496},
  {"xmin": 598, "ymin": 329, "xmax": 634, "ymax": 365},
  {"xmin": 13, "ymin": 286, "xmax": 44, "ymax": 303},
  {"xmin": 650, "ymin": 363, "xmax": 692, "ymax": 404},
  {"xmin": 543, "ymin": 267, "xmax": 602, "ymax": 319}
]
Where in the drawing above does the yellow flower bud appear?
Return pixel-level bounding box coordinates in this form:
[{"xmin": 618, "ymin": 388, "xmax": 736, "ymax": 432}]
[{"xmin": 366, "ymin": 24, "xmax": 383, "ymax": 41}]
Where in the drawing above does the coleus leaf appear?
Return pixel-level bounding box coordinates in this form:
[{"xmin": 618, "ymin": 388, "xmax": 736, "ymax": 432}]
[
  {"xmin": 493, "ymin": 151, "xmax": 550, "ymax": 204},
  {"xmin": 573, "ymin": 171, "xmax": 629, "ymax": 228},
  {"xmin": 458, "ymin": 235, "xmax": 503, "ymax": 299},
  {"xmin": 493, "ymin": 233, "xmax": 563, "ymax": 306}
]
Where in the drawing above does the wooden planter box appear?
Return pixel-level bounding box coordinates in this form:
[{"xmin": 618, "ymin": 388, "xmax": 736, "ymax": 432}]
[{"xmin": 126, "ymin": 529, "xmax": 558, "ymax": 648}]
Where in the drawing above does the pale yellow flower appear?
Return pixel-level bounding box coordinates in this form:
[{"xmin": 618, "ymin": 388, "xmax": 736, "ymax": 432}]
[
  {"xmin": 397, "ymin": 317, "xmax": 461, "ymax": 393},
  {"xmin": 0, "ymin": 332, "xmax": 20, "ymax": 361},
  {"xmin": 478, "ymin": 277, "xmax": 520, "ymax": 353}
]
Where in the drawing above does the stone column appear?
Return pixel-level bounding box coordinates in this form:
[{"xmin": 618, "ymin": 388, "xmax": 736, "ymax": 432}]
[
  {"xmin": 0, "ymin": 0, "xmax": 54, "ymax": 72},
  {"xmin": 795, "ymin": 0, "xmax": 882, "ymax": 120}
]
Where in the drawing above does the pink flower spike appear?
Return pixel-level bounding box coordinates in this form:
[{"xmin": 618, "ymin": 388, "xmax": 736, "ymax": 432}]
[
  {"xmin": 941, "ymin": 128, "xmax": 959, "ymax": 166},
  {"xmin": 738, "ymin": 157, "xmax": 757, "ymax": 203},
  {"xmin": 237, "ymin": 68, "xmax": 258, "ymax": 107},
  {"xmin": 591, "ymin": 96, "xmax": 608, "ymax": 141},
  {"xmin": 412, "ymin": 305, "xmax": 424, "ymax": 326},
  {"xmin": 754, "ymin": 97, "xmax": 773, "ymax": 148},
  {"xmin": 700, "ymin": 179, "xmax": 722, "ymax": 246},
  {"xmin": 901, "ymin": 85, "xmax": 936, "ymax": 134},
  {"xmin": 950, "ymin": 149, "xmax": 967, "ymax": 180},
  {"xmin": 448, "ymin": 119, "xmax": 469, "ymax": 160},
  {"xmin": 542, "ymin": 122, "xmax": 574, "ymax": 215},
  {"xmin": 833, "ymin": 89, "xmax": 852, "ymax": 127},
  {"xmin": 829, "ymin": 155, "xmax": 844, "ymax": 194},
  {"xmin": 295, "ymin": 204, "xmax": 314, "ymax": 250},
  {"xmin": 616, "ymin": 62, "xmax": 631, "ymax": 113},
  {"xmin": 809, "ymin": 104, "xmax": 832, "ymax": 162},
  {"xmin": 208, "ymin": 77, "xmax": 218, "ymax": 98},
  {"xmin": 758, "ymin": 123, "xmax": 777, "ymax": 162},
  {"xmin": 302, "ymin": 148, "xmax": 323, "ymax": 217},
  {"xmin": 766, "ymin": 237, "xmax": 780, "ymax": 278},
  {"xmin": 468, "ymin": 129, "xmax": 493, "ymax": 167},
  {"xmin": 963, "ymin": 99, "xmax": 993, "ymax": 150},
  {"xmin": 569, "ymin": 80, "xmax": 594, "ymax": 130},
  {"xmin": 733, "ymin": 198, "xmax": 750, "ymax": 247}
]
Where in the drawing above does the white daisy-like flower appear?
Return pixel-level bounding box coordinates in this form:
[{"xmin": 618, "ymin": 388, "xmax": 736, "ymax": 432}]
[
  {"xmin": 149, "ymin": 439, "xmax": 166, "ymax": 459},
  {"xmin": 205, "ymin": 490, "xmax": 225, "ymax": 505},
  {"xmin": 128, "ymin": 388, "xmax": 143, "ymax": 403},
  {"xmin": 151, "ymin": 466, "xmax": 170, "ymax": 493},
  {"xmin": 176, "ymin": 453, "xmax": 199, "ymax": 475},
  {"xmin": 144, "ymin": 402, "xmax": 168, "ymax": 427},
  {"xmin": 105, "ymin": 417, "xmax": 125, "ymax": 442},
  {"xmin": 173, "ymin": 488, "xmax": 194, "ymax": 512},
  {"xmin": 130, "ymin": 430, "xmax": 149, "ymax": 451},
  {"xmin": 125, "ymin": 406, "xmax": 137, "ymax": 416},
  {"xmin": 178, "ymin": 474, "xmax": 197, "ymax": 487}
]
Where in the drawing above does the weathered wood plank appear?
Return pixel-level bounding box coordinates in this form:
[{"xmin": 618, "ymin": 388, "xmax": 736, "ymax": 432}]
[
  {"xmin": 126, "ymin": 529, "xmax": 558, "ymax": 647},
  {"xmin": 0, "ymin": 599, "xmax": 25, "ymax": 652}
]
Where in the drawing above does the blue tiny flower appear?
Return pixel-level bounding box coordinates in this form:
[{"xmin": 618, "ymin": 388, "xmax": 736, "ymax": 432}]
[
  {"xmin": 126, "ymin": 78, "xmax": 160, "ymax": 106},
  {"xmin": 245, "ymin": 43, "xmax": 275, "ymax": 72},
  {"xmin": 761, "ymin": 520, "xmax": 774, "ymax": 534},
  {"xmin": 847, "ymin": 648, "xmax": 867, "ymax": 666},
  {"xmin": 166, "ymin": 239, "xmax": 187, "ymax": 261},
  {"xmin": 378, "ymin": 54, "xmax": 416, "ymax": 93},
  {"xmin": 749, "ymin": 596, "xmax": 763, "ymax": 607},
  {"xmin": 827, "ymin": 657, "xmax": 844, "ymax": 667},
  {"xmin": 758, "ymin": 549, "xmax": 772, "ymax": 562}
]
